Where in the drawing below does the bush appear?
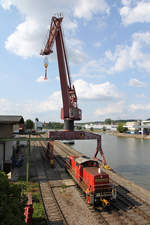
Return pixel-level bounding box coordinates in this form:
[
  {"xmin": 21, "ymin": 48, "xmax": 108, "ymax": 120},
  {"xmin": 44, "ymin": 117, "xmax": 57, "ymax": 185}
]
[
  {"xmin": 0, "ymin": 172, "xmax": 26, "ymax": 225},
  {"xmin": 25, "ymin": 119, "xmax": 34, "ymax": 130},
  {"xmin": 45, "ymin": 122, "xmax": 64, "ymax": 129},
  {"xmin": 117, "ymin": 123, "xmax": 127, "ymax": 133}
]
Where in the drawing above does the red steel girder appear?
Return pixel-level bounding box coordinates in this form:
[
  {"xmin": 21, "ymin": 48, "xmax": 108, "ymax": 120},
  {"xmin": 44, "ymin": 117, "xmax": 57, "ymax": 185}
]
[{"xmin": 48, "ymin": 131, "xmax": 107, "ymax": 165}]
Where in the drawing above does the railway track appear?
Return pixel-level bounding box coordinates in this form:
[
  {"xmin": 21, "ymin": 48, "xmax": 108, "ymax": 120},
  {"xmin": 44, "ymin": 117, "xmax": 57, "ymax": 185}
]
[
  {"xmin": 32, "ymin": 141, "xmax": 68, "ymax": 225},
  {"xmin": 31, "ymin": 136, "xmax": 150, "ymax": 225},
  {"xmin": 33, "ymin": 140, "xmax": 101, "ymax": 225},
  {"xmin": 44, "ymin": 140, "xmax": 150, "ymax": 225}
]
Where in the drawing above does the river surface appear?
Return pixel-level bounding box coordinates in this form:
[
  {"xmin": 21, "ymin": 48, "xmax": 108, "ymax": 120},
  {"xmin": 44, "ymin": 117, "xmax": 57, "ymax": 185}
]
[{"xmin": 72, "ymin": 134, "xmax": 150, "ymax": 191}]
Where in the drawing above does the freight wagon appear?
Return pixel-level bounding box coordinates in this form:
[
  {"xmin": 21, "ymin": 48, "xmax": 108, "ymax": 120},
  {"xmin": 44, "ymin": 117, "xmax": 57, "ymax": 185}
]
[{"xmin": 66, "ymin": 155, "xmax": 116, "ymax": 206}]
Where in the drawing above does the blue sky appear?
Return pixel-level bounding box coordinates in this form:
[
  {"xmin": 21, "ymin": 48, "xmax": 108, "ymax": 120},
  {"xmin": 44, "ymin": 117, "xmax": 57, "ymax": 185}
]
[{"xmin": 1, "ymin": 0, "xmax": 150, "ymax": 122}]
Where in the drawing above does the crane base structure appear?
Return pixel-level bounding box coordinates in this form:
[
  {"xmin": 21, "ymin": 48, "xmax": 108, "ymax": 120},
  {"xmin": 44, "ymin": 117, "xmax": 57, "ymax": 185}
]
[
  {"xmin": 64, "ymin": 120, "xmax": 74, "ymax": 131},
  {"xmin": 47, "ymin": 130, "xmax": 107, "ymax": 167}
]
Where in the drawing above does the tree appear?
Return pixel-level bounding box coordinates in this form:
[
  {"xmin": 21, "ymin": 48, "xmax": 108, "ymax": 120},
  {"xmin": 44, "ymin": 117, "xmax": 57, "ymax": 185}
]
[
  {"xmin": 117, "ymin": 123, "xmax": 127, "ymax": 133},
  {"xmin": 104, "ymin": 118, "xmax": 111, "ymax": 124},
  {"xmin": 25, "ymin": 119, "xmax": 34, "ymax": 129},
  {"xmin": 45, "ymin": 122, "xmax": 64, "ymax": 129},
  {"xmin": 103, "ymin": 126, "xmax": 106, "ymax": 131},
  {"xmin": 0, "ymin": 172, "xmax": 26, "ymax": 225},
  {"xmin": 76, "ymin": 126, "xmax": 82, "ymax": 130}
]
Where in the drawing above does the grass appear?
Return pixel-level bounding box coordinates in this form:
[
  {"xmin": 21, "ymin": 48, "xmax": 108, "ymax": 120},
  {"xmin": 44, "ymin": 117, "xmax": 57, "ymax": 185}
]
[{"xmin": 13, "ymin": 179, "xmax": 47, "ymax": 225}]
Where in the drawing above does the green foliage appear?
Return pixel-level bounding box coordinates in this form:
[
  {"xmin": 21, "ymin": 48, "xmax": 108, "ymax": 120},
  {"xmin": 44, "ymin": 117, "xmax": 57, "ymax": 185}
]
[
  {"xmin": 76, "ymin": 126, "xmax": 82, "ymax": 130},
  {"xmin": 25, "ymin": 119, "xmax": 34, "ymax": 130},
  {"xmin": 103, "ymin": 126, "xmax": 106, "ymax": 131},
  {"xmin": 90, "ymin": 127, "xmax": 94, "ymax": 131},
  {"xmin": 117, "ymin": 123, "xmax": 127, "ymax": 133},
  {"xmin": 45, "ymin": 122, "xmax": 64, "ymax": 130},
  {"xmin": 29, "ymin": 182, "xmax": 47, "ymax": 225},
  {"xmin": 104, "ymin": 118, "xmax": 111, "ymax": 124},
  {"xmin": 0, "ymin": 172, "xmax": 26, "ymax": 225}
]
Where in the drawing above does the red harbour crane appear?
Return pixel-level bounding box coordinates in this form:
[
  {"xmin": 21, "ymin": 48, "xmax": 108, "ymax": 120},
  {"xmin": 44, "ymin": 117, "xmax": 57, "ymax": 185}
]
[
  {"xmin": 40, "ymin": 15, "xmax": 108, "ymax": 168},
  {"xmin": 41, "ymin": 16, "xmax": 82, "ymax": 131}
]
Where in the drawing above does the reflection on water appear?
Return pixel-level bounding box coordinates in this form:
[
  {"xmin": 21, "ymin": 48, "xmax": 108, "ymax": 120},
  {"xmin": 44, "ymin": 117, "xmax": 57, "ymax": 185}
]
[
  {"xmin": 116, "ymin": 165, "xmax": 150, "ymax": 190},
  {"xmin": 72, "ymin": 134, "xmax": 150, "ymax": 191}
]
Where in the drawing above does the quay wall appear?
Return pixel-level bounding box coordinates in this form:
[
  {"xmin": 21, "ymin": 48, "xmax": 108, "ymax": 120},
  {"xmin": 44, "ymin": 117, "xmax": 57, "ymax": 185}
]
[{"xmin": 54, "ymin": 141, "xmax": 150, "ymax": 205}]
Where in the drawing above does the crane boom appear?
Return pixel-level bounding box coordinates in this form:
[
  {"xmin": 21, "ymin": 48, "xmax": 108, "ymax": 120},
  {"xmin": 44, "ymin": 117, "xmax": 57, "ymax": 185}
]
[{"xmin": 41, "ymin": 16, "xmax": 82, "ymax": 131}]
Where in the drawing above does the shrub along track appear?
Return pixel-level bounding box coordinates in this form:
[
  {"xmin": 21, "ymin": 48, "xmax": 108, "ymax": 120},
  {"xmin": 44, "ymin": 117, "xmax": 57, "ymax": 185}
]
[{"xmin": 38, "ymin": 140, "xmax": 150, "ymax": 225}]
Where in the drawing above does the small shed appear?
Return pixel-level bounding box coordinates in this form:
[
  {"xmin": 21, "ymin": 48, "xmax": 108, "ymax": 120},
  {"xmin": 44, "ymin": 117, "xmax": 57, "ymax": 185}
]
[{"xmin": 0, "ymin": 115, "xmax": 24, "ymax": 171}]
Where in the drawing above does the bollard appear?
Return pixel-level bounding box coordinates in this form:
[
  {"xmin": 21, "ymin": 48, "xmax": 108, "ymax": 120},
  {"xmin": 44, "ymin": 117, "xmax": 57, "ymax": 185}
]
[{"xmin": 24, "ymin": 192, "xmax": 33, "ymax": 225}]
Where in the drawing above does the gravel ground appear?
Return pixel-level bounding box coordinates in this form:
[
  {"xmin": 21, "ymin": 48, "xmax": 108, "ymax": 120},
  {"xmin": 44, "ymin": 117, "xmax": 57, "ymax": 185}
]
[
  {"xmin": 11, "ymin": 143, "xmax": 38, "ymax": 181},
  {"xmin": 11, "ymin": 141, "xmax": 103, "ymax": 225},
  {"xmin": 53, "ymin": 186, "xmax": 100, "ymax": 225}
]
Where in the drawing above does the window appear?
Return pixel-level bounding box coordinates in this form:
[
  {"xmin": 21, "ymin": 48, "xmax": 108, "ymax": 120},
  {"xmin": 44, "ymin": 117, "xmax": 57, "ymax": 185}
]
[{"xmin": 76, "ymin": 162, "xmax": 79, "ymax": 167}]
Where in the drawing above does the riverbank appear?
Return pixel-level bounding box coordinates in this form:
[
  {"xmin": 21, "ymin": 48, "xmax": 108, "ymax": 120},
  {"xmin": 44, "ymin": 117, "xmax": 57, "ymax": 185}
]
[
  {"xmin": 110, "ymin": 131, "xmax": 150, "ymax": 139},
  {"xmin": 74, "ymin": 133, "xmax": 150, "ymax": 191},
  {"xmin": 86, "ymin": 129, "xmax": 150, "ymax": 139}
]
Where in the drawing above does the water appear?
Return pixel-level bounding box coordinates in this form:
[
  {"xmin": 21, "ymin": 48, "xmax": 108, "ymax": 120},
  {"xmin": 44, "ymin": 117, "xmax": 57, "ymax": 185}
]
[{"xmin": 72, "ymin": 134, "xmax": 150, "ymax": 191}]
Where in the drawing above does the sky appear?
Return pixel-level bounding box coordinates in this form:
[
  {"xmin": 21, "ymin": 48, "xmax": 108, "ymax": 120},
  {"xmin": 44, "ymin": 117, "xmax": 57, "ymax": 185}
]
[{"xmin": 1, "ymin": 0, "xmax": 150, "ymax": 122}]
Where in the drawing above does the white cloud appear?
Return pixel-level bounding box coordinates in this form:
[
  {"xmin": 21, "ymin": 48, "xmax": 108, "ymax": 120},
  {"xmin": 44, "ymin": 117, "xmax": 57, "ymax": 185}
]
[
  {"xmin": 132, "ymin": 32, "xmax": 150, "ymax": 44},
  {"xmin": 136, "ymin": 93, "xmax": 146, "ymax": 98},
  {"xmin": 74, "ymin": 0, "xmax": 109, "ymax": 20},
  {"xmin": 0, "ymin": 98, "xmax": 17, "ymax": 113},
  {"xmin": 129, "ymin": 103, "xmax": 150, "ymax": 112},
  {"xmin": 65, "ymin": 38, "xmax": 87, "ymax": 64},
  {"xmin": 121, "ymin": 0, "xmax": 132, "ymax": 6},
  {"xmin": 93, "ymin": 42, "xmax": 101, "ymax": 48},
  {"xmin": 95, "ymin": 101, "xmax": 124, "ymax": 116},
  {"xmin": 120, "ymin": 1, "xmax": 150, "ymax": 25},
  {"xmin": 74, "ymin": 79, "xmax": 119, "ymax": 100},
  {"xmin": 38, "ymin": 91, "xmax": 61, "ymax": 112},
  {"xmin": 1, "ymin": 0, "xmax": 12, "ymax": 9},
  {"xmin": 0, "ymin": 91, "xmax": 62, "ymax": 119},
  {"xmin": 1, "ymin": 0, "xmax": 109, "ymax": 59},
  {"xmin": 5, "ymin": 18, "xmax": 44, "ymax": 58},
  {"xmin": 72, "ymin": 59, "xmax": 107, "ymax": 78},
  {"xmin": 36, "ymin": 75, "xmax": 50, "ymax": 83},
  {"xmin": 129, "ymin": 78, "xmax": 146, "ymax": 87},
  {"xmin": 105, "ymin": 32, "xmax": 150, "ymax": 73}
]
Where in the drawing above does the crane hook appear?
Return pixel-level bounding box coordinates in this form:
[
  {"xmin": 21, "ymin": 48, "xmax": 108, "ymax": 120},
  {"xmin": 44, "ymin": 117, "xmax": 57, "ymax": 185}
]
[{"xmin": 44, "ymin": 56, "xmax": 48, "ymax": 80}]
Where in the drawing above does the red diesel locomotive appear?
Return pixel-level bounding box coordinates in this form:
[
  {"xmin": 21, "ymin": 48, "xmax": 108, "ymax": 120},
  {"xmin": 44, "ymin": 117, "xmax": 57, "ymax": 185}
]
[{"xmin": 66, "ymin": 155, "xmax": 116, "ymax": 206}]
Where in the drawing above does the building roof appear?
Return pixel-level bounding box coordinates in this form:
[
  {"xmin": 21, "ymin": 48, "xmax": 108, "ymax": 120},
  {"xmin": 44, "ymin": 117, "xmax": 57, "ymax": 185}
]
[
  {"xmin": 75, "ymin": 156, "xmax": 92, "ymax": 164},
  {"xmin": 84, "ymin": 167, "xmax": 106, "ymax": 176},
  {"xmin": 0, "ymin": 115, "xmax": 24, "ymax": 125}
]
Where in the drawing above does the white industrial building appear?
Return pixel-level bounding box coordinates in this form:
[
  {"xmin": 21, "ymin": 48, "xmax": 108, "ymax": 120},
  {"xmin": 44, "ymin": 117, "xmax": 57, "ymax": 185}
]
[
  {"xmin": 124, "ymin": 121, "xmax": 141, "ymax": 133},
  {"xmin": 84, "ymin": 123, "xmax": 117, "ymax": 131},
  {"xmin": 124, "ymin": 120, "xmax": 150, "ymax": 135},
  {"xmin": 35, "ymin": 118, "xmax": 43, "ymax": 130}
]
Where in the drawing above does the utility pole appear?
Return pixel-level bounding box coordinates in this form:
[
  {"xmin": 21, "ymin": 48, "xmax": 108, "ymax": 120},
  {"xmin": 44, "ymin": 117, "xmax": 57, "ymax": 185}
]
[{"xmin": 26, "ymin": 134, "xmax": 30, "ymax": 184}]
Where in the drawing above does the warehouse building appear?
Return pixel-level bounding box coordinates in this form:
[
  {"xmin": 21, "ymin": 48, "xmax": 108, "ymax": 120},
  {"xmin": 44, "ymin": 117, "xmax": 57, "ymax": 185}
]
[{"xmin": 0, "ymin": 115, "xmax": 24, "ymax": 172}]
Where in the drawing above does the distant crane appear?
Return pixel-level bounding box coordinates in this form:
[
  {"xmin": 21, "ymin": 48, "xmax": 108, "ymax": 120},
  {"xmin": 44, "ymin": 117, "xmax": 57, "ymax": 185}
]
[{"xmin": 40, "ymin": 16, "xmax": 82, "ymax": 131}]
